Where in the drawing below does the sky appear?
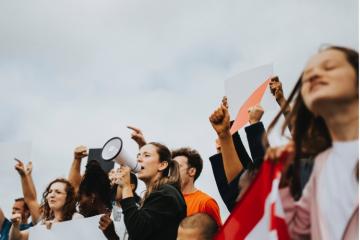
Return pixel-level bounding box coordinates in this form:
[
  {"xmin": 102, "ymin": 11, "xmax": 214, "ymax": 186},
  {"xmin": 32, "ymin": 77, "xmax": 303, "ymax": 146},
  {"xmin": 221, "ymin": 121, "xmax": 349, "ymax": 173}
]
[{"xmin": 0, "ymin": 0, "xmax": 358, "ymax": 221}]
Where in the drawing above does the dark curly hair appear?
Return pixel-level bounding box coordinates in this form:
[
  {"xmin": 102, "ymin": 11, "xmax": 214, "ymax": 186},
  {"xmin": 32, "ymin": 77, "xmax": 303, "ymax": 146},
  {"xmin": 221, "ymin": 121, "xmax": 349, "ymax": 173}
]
[
  {"xmin": 172, "ymin": 147, "xmax": 203, "ymax": 181},
  {"xmin": 40, "ymin": 178, "xmax": 77, "ymax": 221},
  {"xmin": 78, "ymin": 160, "xmax": 113, "ymax": 212}
]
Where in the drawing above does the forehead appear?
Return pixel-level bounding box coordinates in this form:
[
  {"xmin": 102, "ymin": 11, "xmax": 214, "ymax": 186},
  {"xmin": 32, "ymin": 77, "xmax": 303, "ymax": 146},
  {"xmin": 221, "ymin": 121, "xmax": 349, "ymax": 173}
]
[
  {"xmin": 140, "ymin": 144, "xmax": 158, "ymax": 153},
  {"xmin": 305, "ymin": 49, "xmax": 347, "ymax": 70},
  {"xmin": 13, "ymin": 200, "xmax": 25, "ymax": 208},
  {"xmin": 173, "ymin": 156, "xmax": 188, "ymax": 165},
  {"xmin": 50, "ymin": 182, "xmax": 66, "ymax": 190}
]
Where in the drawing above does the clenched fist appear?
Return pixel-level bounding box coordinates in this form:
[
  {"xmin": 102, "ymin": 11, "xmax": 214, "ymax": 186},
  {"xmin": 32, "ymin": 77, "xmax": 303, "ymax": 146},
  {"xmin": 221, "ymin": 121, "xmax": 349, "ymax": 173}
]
[
  {"xmin": 248, "ymin": 105, "xmax": 264, "ymax": 124},
  {"xmin": 209, "ymin": 100, "xmax": 231, "ymax": 138},
  {"xmin": 269, "ymin": 76, "xmax": 285, "ymax": 102},
  {"xmin": 74, "ymin": 145, "xmax": 88, "ymax": 160}
]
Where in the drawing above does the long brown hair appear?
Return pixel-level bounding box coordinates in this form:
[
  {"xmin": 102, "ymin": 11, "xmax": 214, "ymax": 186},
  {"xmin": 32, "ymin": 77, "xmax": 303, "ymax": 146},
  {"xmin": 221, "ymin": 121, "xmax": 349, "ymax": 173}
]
[
  {"xmin": 268, "ymin": 46, "xmax": 359, "ymax": 199},
  {"xmin": 40, "ymin": 178, "xmax": 77, "ymax": 221},
  {"xmin": 142, "ymin": 142, "xmax": 181, "ymax": 201}
]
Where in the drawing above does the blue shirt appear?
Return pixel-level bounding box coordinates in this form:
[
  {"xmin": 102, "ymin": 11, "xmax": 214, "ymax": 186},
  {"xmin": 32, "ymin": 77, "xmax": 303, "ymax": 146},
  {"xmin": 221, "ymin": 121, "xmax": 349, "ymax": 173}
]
[{"xmin": 0, "ymin": 218, "xmax": 32, "ymax": 240}]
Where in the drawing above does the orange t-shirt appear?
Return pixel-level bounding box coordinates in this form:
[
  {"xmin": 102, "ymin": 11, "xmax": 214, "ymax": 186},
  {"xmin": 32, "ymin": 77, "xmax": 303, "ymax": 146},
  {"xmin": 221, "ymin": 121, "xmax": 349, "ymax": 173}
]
[{"xmin": 183, "ymin": 190, "xmax": 222, "ymax": 226}]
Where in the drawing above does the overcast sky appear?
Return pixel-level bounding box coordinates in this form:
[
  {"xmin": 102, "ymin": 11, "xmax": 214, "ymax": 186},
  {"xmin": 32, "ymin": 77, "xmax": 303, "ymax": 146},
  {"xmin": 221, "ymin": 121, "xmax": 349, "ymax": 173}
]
[{"xmin": 0, "ymin": 0, "xmax": 358, "ymax": 220}]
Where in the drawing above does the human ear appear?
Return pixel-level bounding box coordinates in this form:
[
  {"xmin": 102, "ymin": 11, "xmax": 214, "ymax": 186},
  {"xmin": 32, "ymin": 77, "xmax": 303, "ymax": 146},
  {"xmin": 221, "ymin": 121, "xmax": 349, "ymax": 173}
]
[
  {"xmin": 158, "ymin": 161, "xmax": 169, "ymax": 172},
  {"xmin": 188, "ymin": 167, "xmax": 196, "ymax": 178}
]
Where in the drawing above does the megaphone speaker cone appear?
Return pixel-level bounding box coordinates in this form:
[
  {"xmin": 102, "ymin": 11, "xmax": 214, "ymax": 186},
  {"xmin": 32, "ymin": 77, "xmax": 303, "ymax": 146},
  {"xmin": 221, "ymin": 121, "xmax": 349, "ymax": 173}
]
[{"xmin": 101, "ymin": 137, "xmax": 123, "ymax": 161}]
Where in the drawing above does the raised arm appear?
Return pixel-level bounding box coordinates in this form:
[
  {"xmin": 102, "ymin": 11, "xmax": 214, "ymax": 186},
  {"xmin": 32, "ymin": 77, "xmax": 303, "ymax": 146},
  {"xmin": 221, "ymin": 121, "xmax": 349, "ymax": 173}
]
[
  {"xmin": 68, "ymin": 145, "xmax": 88, "ymax": 193},
  {"xmin": 0, "ymin": 207, "xmax": 5, "ymax": 231},
  {"xmin": 14, "ymin": 159, "xmax": 41, "ymax": 224},
  {"xmin": 25, "ymin": 161, "xmax": 37, "ymax": 202},
  {"xmin": 9, "ymin": 213, "xmax": 29, "ymax": 240},
  {"xmin": 209, "ymin": 99, "xmax": 244, "ymax": 183},
  {"xmin": 246, "ymin": 105, "xmax": 269, "ymax": 167},
  {"xmin": 269, "ymin": 76, "xmax": 292, "ymax": 131}
]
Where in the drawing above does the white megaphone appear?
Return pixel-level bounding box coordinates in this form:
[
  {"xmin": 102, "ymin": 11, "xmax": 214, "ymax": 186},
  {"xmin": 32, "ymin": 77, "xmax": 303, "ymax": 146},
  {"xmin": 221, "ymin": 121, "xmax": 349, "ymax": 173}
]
[{"xmin": 101, "ymin": 137, "xmax": 142, "ymax": 173}]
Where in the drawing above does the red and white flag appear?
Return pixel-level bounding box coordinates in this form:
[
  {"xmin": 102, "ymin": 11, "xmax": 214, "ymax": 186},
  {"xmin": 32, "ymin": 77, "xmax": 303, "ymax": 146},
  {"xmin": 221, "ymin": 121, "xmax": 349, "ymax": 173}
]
[{"xmin": 215, "ymin": 159, "xmax": 290, "ymax": 240}]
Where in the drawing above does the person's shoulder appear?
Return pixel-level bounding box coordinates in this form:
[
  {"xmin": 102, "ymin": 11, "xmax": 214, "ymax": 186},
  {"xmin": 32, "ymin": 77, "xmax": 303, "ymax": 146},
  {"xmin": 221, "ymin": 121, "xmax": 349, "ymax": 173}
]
[
  {"xmin": 195, "ymin": 190, "xmax": 219, "ymax": 206},
  {"xmin": 157, "ymin": 183, "xmax": 180, "ymax": 194},
  {"xmin": 19, "ymin": 222, "xmax": 33, "ymax": 231},
  {"xmin": 146, "ymin": 184, "xmax": 186, "ymax": 210},
  {"xmin": 195, "ymin": 190, "xmax": 215, "ymax": 200},
  {"xmin": 2, "ymin": 217, "xmax": 11, "ymax": 226},
  {"xmin": 71, "ymin": 212, "xmax": 84, "ymax": 220},
  {"xmin": 155, "ymin": 184, "xmax": 185, "ymax": 203},
  {"xmin": 312, "ymin": 148, "xmax": 332, "ymax": 173},
  {"xmin": 0, "ymin": 217, "xmax": 12, "ymax": 233}
]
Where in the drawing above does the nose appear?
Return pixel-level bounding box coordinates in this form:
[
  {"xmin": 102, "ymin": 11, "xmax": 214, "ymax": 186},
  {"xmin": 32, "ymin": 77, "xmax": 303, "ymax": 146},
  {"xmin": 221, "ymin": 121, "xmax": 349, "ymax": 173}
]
[{"xmin": 307, "ymin": 68, "xmax": 323, "ymax": 84}]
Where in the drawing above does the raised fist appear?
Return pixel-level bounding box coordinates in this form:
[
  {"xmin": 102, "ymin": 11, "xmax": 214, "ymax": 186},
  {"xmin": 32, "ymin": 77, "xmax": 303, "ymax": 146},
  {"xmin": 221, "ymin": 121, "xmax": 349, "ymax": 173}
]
[
  {"xmin": 248, "ymin": 105, "xmax": 264, "ymax": 124},
  {"xmin": 74, "ymin": 145, "xmax": 88, "ymax": 160},
  {"xmin": 209, "ymin": 102, "xmax": 231, "ymax": 138},
  {"xmin": 269, "ymin": 76, "xmax": 284, "ymax": 102}
]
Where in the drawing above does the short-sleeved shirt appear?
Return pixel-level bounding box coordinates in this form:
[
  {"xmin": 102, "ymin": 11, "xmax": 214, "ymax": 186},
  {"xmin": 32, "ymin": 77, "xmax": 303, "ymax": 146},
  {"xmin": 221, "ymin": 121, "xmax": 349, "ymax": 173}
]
[
  {"xmin": 0, "ymin": 218, "xmax": 32, "ymax": 240},
  {"xmin": 183, "ymin": 190, "xmax": 222, "ymax": 226}
]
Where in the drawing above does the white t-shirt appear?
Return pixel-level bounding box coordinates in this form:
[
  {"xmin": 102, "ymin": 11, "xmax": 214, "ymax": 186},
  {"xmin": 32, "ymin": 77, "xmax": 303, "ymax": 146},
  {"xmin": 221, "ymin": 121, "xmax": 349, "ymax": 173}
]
[{"xmin": 318, "ymin": 140, "xmax": 359, "ymax": 240}]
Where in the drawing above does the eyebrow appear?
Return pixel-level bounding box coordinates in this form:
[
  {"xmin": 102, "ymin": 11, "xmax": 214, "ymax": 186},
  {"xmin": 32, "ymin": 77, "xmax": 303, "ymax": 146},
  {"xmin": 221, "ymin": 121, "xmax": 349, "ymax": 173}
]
[{"xmin": 303, "ymin": 59, "xmax": 338, "ymax": 75}]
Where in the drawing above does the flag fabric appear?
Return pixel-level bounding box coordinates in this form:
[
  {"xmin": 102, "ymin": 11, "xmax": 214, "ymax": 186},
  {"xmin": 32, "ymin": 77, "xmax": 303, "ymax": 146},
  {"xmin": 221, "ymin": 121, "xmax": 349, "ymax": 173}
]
[{"xmin": 215, "ymin": 159, "xmax": 290, "ymax": 240}]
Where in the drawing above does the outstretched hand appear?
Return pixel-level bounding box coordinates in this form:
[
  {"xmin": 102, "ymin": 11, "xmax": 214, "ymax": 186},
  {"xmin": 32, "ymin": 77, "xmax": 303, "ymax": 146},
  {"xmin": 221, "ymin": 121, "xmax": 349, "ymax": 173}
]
[
  {"xmin": 209, "ymin": 98, "xmax": 231, "ymax": 138},
  {"xmin": 14, "ymin": 159, "xmax": 28, "ymax": 177},
  {"xmin": 127, "ymin": 126, "xmax": 146, "ymax": 148},
  {"xmin": 99, "ymin": 213, "xmax": 119, "ymax": 240}
]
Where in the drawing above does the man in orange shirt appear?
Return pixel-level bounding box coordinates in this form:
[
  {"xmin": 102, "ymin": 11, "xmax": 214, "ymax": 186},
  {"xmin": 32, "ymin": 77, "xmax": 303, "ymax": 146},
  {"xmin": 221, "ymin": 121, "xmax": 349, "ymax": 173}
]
[{"xmin": 172, "ymin": 147, "xmax": 222, "ymax": 226}]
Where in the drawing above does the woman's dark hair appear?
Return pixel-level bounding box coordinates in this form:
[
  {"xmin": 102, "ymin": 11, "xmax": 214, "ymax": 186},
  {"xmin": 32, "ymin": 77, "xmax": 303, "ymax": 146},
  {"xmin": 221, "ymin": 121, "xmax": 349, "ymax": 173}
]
[
  {"xmin": 142, "ymin": 142, "xmax": 181, "ymax": 201},
  {"xmin": 40, "ymin": 178, "xmax": 77, "ymax": 221},
  {"xmin": 78, "ymin": 160, "xmax": 113, "ymax": 210},
  {"xmin": 268, "ymin": 46, "xmax": 359, "ymax": 199},
  {"xmin": 130, "ymin": 172, "xmax": 141, "ymax": 204}
]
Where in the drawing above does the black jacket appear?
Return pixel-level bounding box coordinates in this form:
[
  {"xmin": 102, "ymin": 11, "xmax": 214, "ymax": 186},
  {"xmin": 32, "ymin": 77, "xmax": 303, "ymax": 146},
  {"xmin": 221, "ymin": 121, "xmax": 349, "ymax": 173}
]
[
  {"xmin": 120, "ymin": 184, "xmax": 186, "ymax": 240},
  {"xmin": 209, "ymin": 122, "xmax": 267, "ymax": 211}
]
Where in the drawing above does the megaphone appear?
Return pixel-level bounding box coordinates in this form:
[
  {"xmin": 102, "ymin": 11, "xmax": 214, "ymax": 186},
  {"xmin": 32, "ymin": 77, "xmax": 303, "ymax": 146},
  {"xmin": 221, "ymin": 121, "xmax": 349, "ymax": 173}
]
[{"xmin": 101, "ymin": 137, "xmax": 142, "ymax": 173}]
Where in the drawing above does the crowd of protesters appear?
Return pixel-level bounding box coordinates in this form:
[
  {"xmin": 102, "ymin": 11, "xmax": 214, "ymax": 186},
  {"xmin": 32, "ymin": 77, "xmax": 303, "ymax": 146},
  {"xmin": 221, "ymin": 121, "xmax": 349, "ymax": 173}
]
[{"xmin": 0, "ymin": 45, "xmax": 358, "ymax": 240}]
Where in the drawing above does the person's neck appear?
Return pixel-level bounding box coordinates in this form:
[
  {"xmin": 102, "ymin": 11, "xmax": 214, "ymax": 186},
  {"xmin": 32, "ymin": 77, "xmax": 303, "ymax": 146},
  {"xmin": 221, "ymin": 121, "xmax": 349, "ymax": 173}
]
[
  {"xmin": 53, "ymin": 210, "xmax": 63, "ymax": 222},
  {"xmin": 182, "ymin": 181, "xmax": 197, "ymax": 195},
  {"xmin": 21, "ymin": 218, "xmax": 28, "ymax": 225},
  {"xmin": 115, "ymin": 201, "xmax": 122, "ymax": 208},
  {"xmin": 145, "ymin": 174, "xmax": 161, "ymax": 190},
  {"xmin": 95, "ymin": 203, "xmax": 108, "ymax": 214},
  {"xmin": 321, "ymin": 100, "xmax": 359, "ymax": 141}
]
